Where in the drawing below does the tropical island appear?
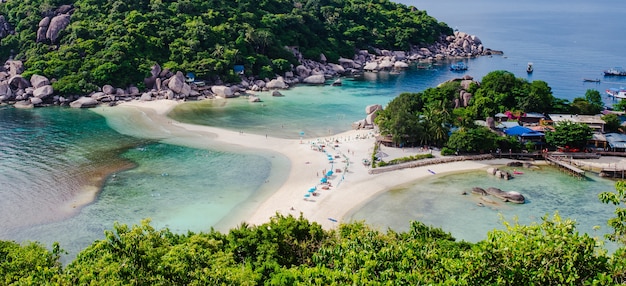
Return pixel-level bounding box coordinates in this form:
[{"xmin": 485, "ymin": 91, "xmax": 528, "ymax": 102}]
[
  {"xmin": 0, "ymin": 0, "xmax": 500, "ymax": 107},
  {"xmin": 3, "ymin": 0, "xmax": 626, "ymax": 285}
]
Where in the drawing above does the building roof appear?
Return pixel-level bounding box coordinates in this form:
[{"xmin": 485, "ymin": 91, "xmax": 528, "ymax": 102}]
[
  {"xmin": 523, "ymin": 112, "xmax": 546, "ymax": 119},
  {"xmin": 605, "ymin": 133, "xmax": 626, "ymax": 149},
  {"xmin": 504, "ymin": 126, "xmax": 544, "ymax": 137},
  {"xmin": 496, "ymin": 121, "xmax": 520, "ymax": 129},
  {"xmin": 548, "ymin": 114, "xmax": 605, "ymax": 125}
]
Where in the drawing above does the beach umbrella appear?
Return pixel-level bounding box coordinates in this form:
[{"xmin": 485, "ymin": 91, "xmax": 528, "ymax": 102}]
[
  {"xmin": 321, "ymin": 177, "xmax": 328, "ymax": 183},
  {"xmin": 308, "ymin": 188, "xmax": 316, "ymax": 193},
  {"xmin": 304, "ymin": 193, "xmax": 311, "ymax": 198},
  {"xmin": 326, "ymin": 170, "xmax": 333, "ymax": 176}
]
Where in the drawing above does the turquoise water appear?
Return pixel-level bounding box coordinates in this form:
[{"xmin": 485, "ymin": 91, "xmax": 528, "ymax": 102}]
[
  {"xmin": 2, "ymin": 0, "xmax": 626, "ymax": 261},
  {"xmin": 0, "ymin": 106, "xmax": 274, "ymax": 262},
  {"xmin": 347, "ymin": 167, "xmax": 617, "ymax": 246}
]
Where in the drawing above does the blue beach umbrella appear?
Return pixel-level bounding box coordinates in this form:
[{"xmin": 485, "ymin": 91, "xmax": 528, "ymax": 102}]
[
  {"xmin": 321, "ymin": 177, "xmax": 328, "ymax": 183},
  {"xmin": 308, "ymin": 188, "xmax": 316, "ymax": 193},
  {"xmin": 304, "ymin": 193, "xmax": 311, "ymax": 198},
  {"xmin": 326, "ymin": 170, "xmax": 333, "ymax": 176}
]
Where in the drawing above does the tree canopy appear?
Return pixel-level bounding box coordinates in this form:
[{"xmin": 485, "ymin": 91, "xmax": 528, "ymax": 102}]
[
  {"xmin": 1, "ymin": 208, "xmax": 624, "ymax": 284},
  {"xmin": 0, "ymin": 0, "xmax": 452, "ymax": 95},
  {"xmin": 545, "ymin": 120, "xmax": 593, "ymax": 149}
]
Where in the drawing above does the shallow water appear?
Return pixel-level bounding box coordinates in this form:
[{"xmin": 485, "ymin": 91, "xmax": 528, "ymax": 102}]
[{"xmin": 347, "ymin": 166, "xmax": 617, "ymax": 246}]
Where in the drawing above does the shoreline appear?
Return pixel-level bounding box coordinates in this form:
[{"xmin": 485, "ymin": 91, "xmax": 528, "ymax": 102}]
[{"xmin": 93, "ymin": 99, "xmax": 516, "ymax": 230}]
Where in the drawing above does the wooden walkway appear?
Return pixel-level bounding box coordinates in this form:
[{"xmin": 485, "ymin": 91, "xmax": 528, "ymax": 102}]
[{"xmin": 545, "ymin": 155, "xmax": 586, "ymax": 178}]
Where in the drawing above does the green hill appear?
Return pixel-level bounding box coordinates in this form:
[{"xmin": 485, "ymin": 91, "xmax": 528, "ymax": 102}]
[{"xmin": 0, "ymin": 0, "xmax": 452, "ymax": 95}]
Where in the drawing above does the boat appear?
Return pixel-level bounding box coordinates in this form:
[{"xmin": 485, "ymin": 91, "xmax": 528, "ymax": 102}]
[
  {"xmin": 526, "ymin": 62, "xmax": 533, "ymax": 73},
  {"xmin": 604, "ymin": 67, "xmax": 626, "ymax": 76},
  {"xmin": 450, "ymin": 62, "xmax": 468, "ymax": 71},
  {"xmin": 606, "ymin": 87, "xmax": 626, "ymax": 99},
  {"xmin": 583, "ymin": 78, "xmax": 601, "ymax": 83}
]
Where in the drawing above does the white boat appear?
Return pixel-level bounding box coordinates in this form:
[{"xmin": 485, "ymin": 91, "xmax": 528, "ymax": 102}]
[
  {"xmin": 604, "ymin": 67, "xmax": 626, "ymax": 76},
  {"xmin": 606, "ymin": 87, "xmax": 626, "ymax": 99}
]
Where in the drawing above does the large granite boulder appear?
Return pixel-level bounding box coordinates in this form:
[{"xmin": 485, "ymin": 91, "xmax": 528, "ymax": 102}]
[
  {"xmin": 36, "ymin": 17, "xmax": 50, "ymax": 43},
  {"xmin": 167, "ymin": 71, "xmax": 190, "ymax": 94},
  {"xmin": 378, "ymin": 58, "xmax": 394, "ymax": 70},
  {"xmin": 295, "ymin": 65, "xmax": 310, "ymax": 77},
  {"xmin": 8, "ymin": 75, "xmax": 30, "ymax": 90},
  {"xmin": 365, "ymin": 112, "xmax": 377, "ymax": 125},
  {"xmin": 302, "ymin": 74, "xmax": 325, "ymax": 84},
  {"xmin": 328, "ymin": 63, "xmax": 345, "ymax": 74},
  {"xmin": 365, "ymin": 104, "xmax": 382, "ymax": 115},
  {"xmin": 394, "ymin": 61, "xmax": 409, "ymax": 69},
  {"xmin": 102, "ymin": 85, "xmax": 115, "ymax": 95},
  {"xmin": 0, "ymin": 83, "xmax": 12, "ymax": 97},
  {"xmin": 46, "ymin": 14, "xmax": 71, "ymax": 43},
  {"xmin": 139, "ymin": 92, "xmax": 152, "ymax": 101},
  {"xmin": 338, "ymin": 58, "xmax": 359, "ymax": 69},
  {"xmin": 56, "ymin": 4, "xmax": 75, "ymax": 14},
  {"xmin": 33, "ymin": 85, "xmax": 54, "ymax": 99},
  {"xmin": 29, "ymin": 97, "xmax": 43, "ymax": 106},
  {"xmin": 211, "ymin": 85, "xmax": 234, "ymax": 98},
  {"xmin": 5, "ymin": 61, "xmax": 24, "ymax": 77},
  {"xmin": 266, "ymin": 77, "xmax": 287, "ymax": 89},
  {"xmin": 363, "ymin": 62, "xmax": 378, "ymax": 71},
  {"xmin": 0, "ymin": 15, "xmax": 13, "ymax": 39},
  {"xmin": 70, "ymin": 96, "xmax": 98, "ymax": 108},
  {"xmin": 30, "ymin": 74, "xmax": 50, "ymax": 89}
]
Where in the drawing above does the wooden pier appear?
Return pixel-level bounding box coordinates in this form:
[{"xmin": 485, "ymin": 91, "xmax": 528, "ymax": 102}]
[
  {"xmin": 544, "ymin": 155, "xmax": 586, "ymax": 178},
  {"xmin": 600, "ymin": 168, "xmax": 626, "ymax": 179}
]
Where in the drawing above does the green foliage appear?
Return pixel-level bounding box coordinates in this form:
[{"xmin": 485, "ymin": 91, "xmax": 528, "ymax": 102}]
[
  {"xmin": 0, "ymin": 241, "xmax": 65, "ymax": 285},
  {"xmin": 1, "ymin": 208, "xmax": 624, "ymax": 284},
  {"xmin": 0, "ymin": 0, "xmax": 451, "ymax": 95},
  {"xmin": 376, "ymin": 153, "xmax": 434, "ymax": 167},
  {"xmin": 375, "ymin": 86, "xmax": 456, "ymax": 147},
  {"xmin": 460, "ymin": 214, "xmax": 610, "ymax": 285},
  {"xmin": 446, "ymin": 127, "xmax": 499, "ymax": 154},
  {"xmin": 602, "ymin": 113, "xmax": 622, "ymax": 133},
  {"xmin": 613, "ymin": 99, "xmax": 626, "ymax": 112},
  {"xmin": 600, "ymin": 181, "xmax": 626, "ymax": 245},
  {"xmin": 468, "ymin": 70, "xmax": 557, "ymax": 120},
  {"xmin": 545, "ymin": 121, "xmax": 593, "ymax": 149}
]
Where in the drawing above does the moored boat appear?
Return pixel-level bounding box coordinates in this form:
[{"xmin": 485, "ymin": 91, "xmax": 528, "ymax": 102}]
[
  {"xmin": 583, "ymin": 78, "xmax": 601, "ymax": 83},
  {"xmin": 450, "ymin": 62, "xmax": 468, "ymax": 71},
  {"xmin": 526, "ymin": 62, "xmax": 533, "ymax": 73},
  {"xmin": 606, "ymin": 87, "xmax": 626, "ymax": 99},
  {"xmin": 604, "ymin": 67, "xmax": 626, "ymax": 76}
]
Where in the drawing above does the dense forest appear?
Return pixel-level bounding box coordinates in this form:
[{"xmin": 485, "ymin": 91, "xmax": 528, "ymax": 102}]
[
  {"xmin": 0, "ymin": 0, "xmax": 451, "ymax": 95},
  {"xmin": 3, "ymin": 181, "xmax": 626, "ymax": 284}
]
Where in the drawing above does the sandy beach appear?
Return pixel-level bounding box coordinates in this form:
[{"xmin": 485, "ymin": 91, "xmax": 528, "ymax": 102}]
[{"xmin": 95, "ymin": 99, "xmax": 515, "ymax": 230}]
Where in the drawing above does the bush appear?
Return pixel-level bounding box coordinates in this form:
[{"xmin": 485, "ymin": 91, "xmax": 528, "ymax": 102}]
[{"xmin": 441, "ymin": 147, "xmax": 456, "ymax": 156}]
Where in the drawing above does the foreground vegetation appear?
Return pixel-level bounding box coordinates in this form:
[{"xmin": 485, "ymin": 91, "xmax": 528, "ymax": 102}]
[
  {"xmin": 4, "ymin": 181, "xmax": 626, "ymax": 284},
  {"xmin": 0, "ymin": 0, "xmax": 451, "ymax": 95}
]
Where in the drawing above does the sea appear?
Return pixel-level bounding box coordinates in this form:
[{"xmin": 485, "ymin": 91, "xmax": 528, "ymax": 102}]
[{"xmin": 2, "ymin": 0, "xmax": 626, "ymax": 261}]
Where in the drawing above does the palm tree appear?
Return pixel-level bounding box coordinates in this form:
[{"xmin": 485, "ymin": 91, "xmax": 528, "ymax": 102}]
[{"xmin": 421, "ymin": 102, "xmax": 451, "ymax": 147}]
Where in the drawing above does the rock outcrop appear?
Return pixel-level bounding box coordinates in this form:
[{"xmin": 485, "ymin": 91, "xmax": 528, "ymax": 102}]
[
  {"xmin": 353, "ymin": 104, "xmax": 383, "ymax": 130},
  {"xmin": 471, "ymin": 186, "xmax": 525, "ymax": 204},
  {"xmin": 37, "ymin": 5, "xmax": 74, "ymax": 43}
]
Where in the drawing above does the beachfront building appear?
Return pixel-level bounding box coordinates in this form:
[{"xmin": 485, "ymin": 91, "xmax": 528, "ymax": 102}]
[
  {"xmin": 503, "ymin": 125, "xmax": 545, "ymax": 149},
  {"xmin": 548, "ymin": 114, "xmax": 606, "ymax": 133},
  {"xmin": 603, "ymin": 133, "xmax": 626, "ymax": 152}
]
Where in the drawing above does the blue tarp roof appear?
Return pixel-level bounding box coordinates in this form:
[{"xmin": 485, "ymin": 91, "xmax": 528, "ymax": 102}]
[
  {"xmin": 504, "ymin": 126, "xmax": 545, "ymax": 137},
  {"xmin": 605, "ymin": 133, "xmax": 626, "ymax": 149}
]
